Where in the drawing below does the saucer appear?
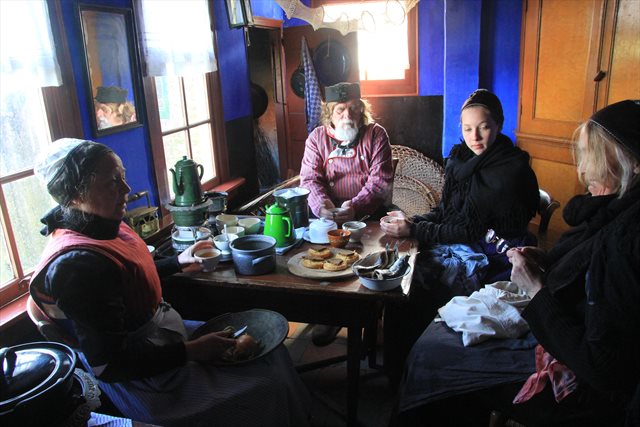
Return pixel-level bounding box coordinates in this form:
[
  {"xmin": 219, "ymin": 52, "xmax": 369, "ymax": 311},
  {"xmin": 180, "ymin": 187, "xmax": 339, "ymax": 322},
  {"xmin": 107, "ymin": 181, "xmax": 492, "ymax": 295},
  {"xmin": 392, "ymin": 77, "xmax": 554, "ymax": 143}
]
[
  {"xmin": 220, "ymin": 252, "xmax": 233, "ymax": 262},
  {"xmin": 302, "ymin": 229, "xmax": 329, "ymax": 245}
]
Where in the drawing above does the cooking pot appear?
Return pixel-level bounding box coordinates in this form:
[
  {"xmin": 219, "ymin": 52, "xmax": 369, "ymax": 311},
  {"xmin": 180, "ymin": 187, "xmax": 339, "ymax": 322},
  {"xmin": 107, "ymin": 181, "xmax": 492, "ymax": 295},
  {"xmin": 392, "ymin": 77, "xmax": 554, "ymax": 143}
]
[
  {"xmin": 230, "ymin": 235, "xmax": 276, "ymax": 275},
  {"xmin": 0, "ymin": 342, "xmax": 78, "ymax": 427}
]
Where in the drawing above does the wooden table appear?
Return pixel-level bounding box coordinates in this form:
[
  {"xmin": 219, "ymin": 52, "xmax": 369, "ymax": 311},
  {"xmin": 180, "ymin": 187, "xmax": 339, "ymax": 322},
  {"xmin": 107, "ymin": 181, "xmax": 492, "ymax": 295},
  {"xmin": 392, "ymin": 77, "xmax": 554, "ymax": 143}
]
[{"xmin": 162, "ymin": 222, "xmax": 416, "ymax": 427}]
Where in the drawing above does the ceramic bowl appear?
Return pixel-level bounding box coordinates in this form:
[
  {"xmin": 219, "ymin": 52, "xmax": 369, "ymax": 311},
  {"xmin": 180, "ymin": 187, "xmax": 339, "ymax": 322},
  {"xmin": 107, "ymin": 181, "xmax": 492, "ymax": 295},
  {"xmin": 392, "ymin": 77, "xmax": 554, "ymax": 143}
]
[
  {"xmin": 216, "ymin": 214, "xmax": 238, "ymax": 229},
  {"xmin": 238, "ymin": 217, "xmax": 261, "ymax": 234},
  {"xmin": 224, "ymin": 226, "xmax": 245, "ymax": 237},
  {"xmin": 327, "ymin": 229, "xmax": 351, "ymax": 248},
  {"xmin": 381, "ymin": 215, "xmax": 404, "ymax": 225},
  {"xmin": 213, "ymin": 233, "xmax": 239, "ymax": 254},
  {"xmin": 342, "ymin": 221, "xmax": 366, "ymax": 243},
  {"xmin": 194, "ymin": 248, "xmax": 221, "ymax": 272},
  {"xmin": 354, "ymin": 264, "xmax": 412, "ymax": 292}
]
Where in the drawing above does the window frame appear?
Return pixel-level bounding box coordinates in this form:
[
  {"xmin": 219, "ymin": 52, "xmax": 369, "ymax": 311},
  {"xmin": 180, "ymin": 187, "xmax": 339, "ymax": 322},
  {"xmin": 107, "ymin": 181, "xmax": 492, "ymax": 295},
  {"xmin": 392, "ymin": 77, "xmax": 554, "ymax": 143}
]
[
  {"xmin": 313, "ymin": 0, "xmax": 418, "ymax": 97},
  {"xmin": 0, "ymin": 0, "xmax": 82, "ymax": 308},
  {"xmin": 143, "ymin": 70, "xmax": 228, "ymax": 221}
]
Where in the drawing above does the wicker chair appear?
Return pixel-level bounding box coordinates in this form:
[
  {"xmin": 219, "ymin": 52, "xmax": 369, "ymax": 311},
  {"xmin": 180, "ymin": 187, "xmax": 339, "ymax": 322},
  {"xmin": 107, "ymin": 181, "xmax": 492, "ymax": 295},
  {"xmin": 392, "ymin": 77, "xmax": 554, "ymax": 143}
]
[
  {"xmin": 391, "ymin": 175, "xmax": 439, "ymax": 217},
  {"xmin": 391, "ymin": 145, "xmax": 445, "ymax": 202}
]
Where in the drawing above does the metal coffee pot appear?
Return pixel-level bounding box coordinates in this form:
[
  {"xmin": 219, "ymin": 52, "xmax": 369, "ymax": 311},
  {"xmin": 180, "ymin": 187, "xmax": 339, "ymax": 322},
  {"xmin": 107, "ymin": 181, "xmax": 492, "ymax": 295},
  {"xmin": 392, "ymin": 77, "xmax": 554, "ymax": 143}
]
[
  {"xmin": 263, "ymin": 203, "xmax": 295, "ymax": 248},
  {"xmin": 170, "ymin": 156, "xmax": 204, "ymax": 207}
]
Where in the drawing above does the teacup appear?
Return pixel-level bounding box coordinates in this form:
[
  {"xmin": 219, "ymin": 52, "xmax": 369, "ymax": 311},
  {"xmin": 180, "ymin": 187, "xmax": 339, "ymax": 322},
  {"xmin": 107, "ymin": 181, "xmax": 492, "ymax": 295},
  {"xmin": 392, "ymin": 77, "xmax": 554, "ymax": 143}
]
[
  {"xmin": 342, "ymin": 221, "xmax": 367, "ymax": 243},
  {"xmin": 213, "ymin": 233, "xmax": 239, "ymax": 254},
  {"xmin": 194, "ymin": 248, "xmax": 221, "ymax": 272}
]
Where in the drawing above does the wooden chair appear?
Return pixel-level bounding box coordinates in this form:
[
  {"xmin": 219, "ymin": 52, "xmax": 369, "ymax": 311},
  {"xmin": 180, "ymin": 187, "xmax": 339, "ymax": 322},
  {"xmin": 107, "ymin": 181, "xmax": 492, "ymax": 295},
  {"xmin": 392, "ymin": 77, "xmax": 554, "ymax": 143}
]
[
  {"xmin": 537, "ymin": 189, "xmax": 560, "ymax": 234},
  {"xmin": 391, "ymin": 145, "xmax": 445, "ymax": 202}
]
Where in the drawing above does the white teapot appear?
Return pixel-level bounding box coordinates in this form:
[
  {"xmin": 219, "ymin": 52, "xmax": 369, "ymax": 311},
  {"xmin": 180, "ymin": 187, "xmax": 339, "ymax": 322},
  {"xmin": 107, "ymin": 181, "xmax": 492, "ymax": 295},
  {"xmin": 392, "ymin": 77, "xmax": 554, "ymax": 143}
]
[{"xmin": 308, "ymin": 218, "xmax": 337, "ymax": 243}]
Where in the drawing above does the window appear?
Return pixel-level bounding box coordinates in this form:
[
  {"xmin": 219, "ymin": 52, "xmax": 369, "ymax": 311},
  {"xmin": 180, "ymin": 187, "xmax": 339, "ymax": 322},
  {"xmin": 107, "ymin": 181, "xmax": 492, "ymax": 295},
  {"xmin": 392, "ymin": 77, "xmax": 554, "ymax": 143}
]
[
  {"xmin": 319, "ymin": 0, "xmax": 418, "ymax": 96},
  {"xmin": 0, "ymin": 1, "xmax": 81, "ymax": 308},
  {"xmin": 144, "ymin": 72, "xmax": 227, "ymax": 218}
]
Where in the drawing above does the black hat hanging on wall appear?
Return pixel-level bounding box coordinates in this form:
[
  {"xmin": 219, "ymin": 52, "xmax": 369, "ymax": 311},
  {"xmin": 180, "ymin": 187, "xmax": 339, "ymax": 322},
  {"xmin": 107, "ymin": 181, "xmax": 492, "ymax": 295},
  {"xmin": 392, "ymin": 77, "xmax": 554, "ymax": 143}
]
[
  {"xmin": 250, "ymin": 82, "xmax": 268, "ymax": 119},
  {"xmin": 290, "ymin": 65, "xmax": 306, "ymax": 98},
  {"xmin": 313, "ymin": 39, "xmax": 351, "ymax": 86}
]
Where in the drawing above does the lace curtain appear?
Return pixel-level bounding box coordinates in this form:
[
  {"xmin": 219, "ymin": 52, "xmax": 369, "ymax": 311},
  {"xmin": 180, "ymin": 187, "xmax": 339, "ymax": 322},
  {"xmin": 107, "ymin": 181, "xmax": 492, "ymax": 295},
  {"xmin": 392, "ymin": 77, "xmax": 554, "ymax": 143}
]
[
  {"xmin": 0, "ymin": 0, "xmax": 61, "ymax": 89},
  {"xmin": 138, "ymin": 0, "xmax": 217, "ymax": 77}
]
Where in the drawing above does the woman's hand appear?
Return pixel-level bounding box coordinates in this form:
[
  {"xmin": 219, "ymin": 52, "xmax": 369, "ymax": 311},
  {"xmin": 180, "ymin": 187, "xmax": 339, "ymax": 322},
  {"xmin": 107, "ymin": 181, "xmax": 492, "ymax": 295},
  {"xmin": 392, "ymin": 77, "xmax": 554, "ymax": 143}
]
[
  {"xmin": 507, "ymin": 247, "xmax": 546, "ymax": 298},
  {"xmin": 184, "ymin": 329, "xmax": 236, "ymax": 362},
  {"xmin": 380, "ymin": 211, "xmax": 411, "ymax": 238},
  {"xmin": 178, "ymin": 240, "xmax": 214, "ymax": 273}
]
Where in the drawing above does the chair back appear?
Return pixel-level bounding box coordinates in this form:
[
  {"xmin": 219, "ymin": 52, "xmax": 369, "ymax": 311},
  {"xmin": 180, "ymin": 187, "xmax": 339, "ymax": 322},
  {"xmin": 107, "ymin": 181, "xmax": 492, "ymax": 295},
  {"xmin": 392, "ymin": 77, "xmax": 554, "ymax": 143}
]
[
  {"xmin": 392, "ymin": 175, "xmax": 439, "ymax": 218},
  {"xmin": 391, "ymin": 145, "xmax": 445, "ymax": 202},
  {"xmin": 537, "ymin": 189, "xmax": 560, "ymax": 234}
]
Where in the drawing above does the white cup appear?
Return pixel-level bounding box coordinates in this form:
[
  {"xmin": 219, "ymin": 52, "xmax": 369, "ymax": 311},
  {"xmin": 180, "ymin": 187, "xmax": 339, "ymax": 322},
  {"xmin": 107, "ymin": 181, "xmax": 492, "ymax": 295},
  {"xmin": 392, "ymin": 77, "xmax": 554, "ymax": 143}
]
[
  {"xmin": 213, "ymin": 233, "xmax": 238, "ymax": 254},
  {"xmin": 238, "ymin": 217, "xmax": 261, "ymax": 234},
  {"xmin": 194, "ymin": 248, "xmax": 221, "ymax": 272},
  {"xmin": 342, "ymin": 221, "xmax": 367, "ymax": 243}
]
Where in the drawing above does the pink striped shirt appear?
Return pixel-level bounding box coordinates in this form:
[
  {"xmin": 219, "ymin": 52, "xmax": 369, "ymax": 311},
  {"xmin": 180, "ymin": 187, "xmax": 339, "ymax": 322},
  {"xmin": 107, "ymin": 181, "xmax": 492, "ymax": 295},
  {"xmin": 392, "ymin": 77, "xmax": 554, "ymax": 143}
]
[{"xmin": 300, "ymin": 123, "xmax": 393, "ymax": 217}]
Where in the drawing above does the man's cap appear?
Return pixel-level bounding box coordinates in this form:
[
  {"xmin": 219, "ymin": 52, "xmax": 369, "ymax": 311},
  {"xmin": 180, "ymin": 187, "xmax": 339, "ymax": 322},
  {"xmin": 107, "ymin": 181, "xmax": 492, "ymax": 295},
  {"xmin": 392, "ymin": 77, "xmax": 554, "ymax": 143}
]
[
  {"xmin": 325, "ymin": 82, "xmax": 361, "ymax": 103},
  {"xmin": 589, "ymin": 100, "xmax": 640, "ymax": 160},
  {"xmin": 95, "ymin": 86, "xmax": 127, "ymax": 104},
  {"xmin": 461, "ymin": 89, "xmax": 504, "ymax": 127}
]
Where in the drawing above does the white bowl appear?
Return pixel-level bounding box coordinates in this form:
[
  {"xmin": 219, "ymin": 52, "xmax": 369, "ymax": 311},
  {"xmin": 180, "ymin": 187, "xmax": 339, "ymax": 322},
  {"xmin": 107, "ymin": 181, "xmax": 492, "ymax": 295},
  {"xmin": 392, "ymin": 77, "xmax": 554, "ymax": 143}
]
[
  {"xmin": 238, "ymin": 217, "xmax": 261, "ymax": 234},
  {"xmin": 354, "ymin": 264, "xmax": 412, "ymax": 292},
  {"xmin": 224, "ymin": 226, "xmax": 245, "ymax": 237},
  {"xmin": 216, "ymin": 214, "xmax": 238, "ymax": 229},
  {"xmin": 342, "ymin": 221, "xmax": 366, "ymax": 242},
  {"xmin": 213, "ymin": 233, "xmax": 239, "ymax": 254}
]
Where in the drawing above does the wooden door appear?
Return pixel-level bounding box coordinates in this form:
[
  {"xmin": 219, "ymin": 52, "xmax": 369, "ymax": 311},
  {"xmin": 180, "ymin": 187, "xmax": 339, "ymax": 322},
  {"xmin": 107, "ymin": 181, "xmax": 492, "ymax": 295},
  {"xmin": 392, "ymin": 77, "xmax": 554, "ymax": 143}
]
[{"xmin": 517, "ymin": 0, "xmax": 639, "ymax": 234}]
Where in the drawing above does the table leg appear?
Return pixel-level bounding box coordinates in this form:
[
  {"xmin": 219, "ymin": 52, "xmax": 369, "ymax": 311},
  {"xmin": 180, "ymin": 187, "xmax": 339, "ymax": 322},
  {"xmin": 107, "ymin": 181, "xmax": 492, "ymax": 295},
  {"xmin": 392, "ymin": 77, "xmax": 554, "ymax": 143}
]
[{"xmin": 346, "ymin": 324, "xmax": 361, "ymax": 427}]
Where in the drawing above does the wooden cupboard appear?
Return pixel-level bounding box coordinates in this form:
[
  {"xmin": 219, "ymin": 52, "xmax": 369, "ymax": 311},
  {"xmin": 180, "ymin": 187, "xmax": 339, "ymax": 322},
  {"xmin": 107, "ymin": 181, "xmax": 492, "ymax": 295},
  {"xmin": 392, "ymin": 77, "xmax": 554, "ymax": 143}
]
[{"xmin": 517, "ymin": 0, "xmax": 640, "ymax": 233}]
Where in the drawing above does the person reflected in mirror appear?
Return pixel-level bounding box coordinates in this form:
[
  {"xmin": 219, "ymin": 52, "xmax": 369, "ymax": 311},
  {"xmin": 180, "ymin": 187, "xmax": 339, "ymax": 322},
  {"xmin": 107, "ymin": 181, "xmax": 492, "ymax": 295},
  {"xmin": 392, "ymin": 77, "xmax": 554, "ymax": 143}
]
[
  {"xmin": 30, "ymin": 139, "xmax": 311, "ymax": 427},
  {"xmin": 380, "ymin": 90, "xmax": 540, "ymax": 379},
  {"xmin": 300, "ymin": 82, "xmax": 394, "ymax": 226},
  {"xmin": 396, "ymin": 99, "xmax": 640, "ymax": 427},
  {"xmin": 94, "ymin": 85, "xmax": 136, "ymax": 130}
]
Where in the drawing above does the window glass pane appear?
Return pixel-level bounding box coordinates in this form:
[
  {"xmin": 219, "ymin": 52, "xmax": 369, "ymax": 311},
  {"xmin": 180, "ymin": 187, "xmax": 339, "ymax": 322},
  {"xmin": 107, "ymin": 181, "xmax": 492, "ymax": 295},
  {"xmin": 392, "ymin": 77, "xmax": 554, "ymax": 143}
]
[
  {"xmin": 0, "ymin": 223, "xmax": 14, "ymax": 285},
  {"xmin": 0, "ymin": 88, "xmax": 51, "ymax": 176},
  {"xmin": 3, "ymin": 176, "xmax": 57, "ymax": 276},
  {"xmin": 163, "ymin": 131, "xmax": 188, "ymax": 199},
  {"xmin": 190, "ymin": 124, "xmax": 215, "ymax": 182},
  {"xmin": 323, "ymin": 2, "xmax": 408, "ymax": 82},
  {"xmin": 183, "ymin": 75, "xmax": 209, "ymax": 124},
  {"xmin": 156, "ymin": 76, "xmax": 186, "ymax": 131}
]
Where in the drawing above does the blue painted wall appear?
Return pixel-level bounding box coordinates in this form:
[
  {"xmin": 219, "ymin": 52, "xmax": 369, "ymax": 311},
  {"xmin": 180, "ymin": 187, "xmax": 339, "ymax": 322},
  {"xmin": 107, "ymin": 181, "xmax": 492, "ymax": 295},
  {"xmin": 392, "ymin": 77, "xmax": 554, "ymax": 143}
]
[
  {"xmin": 57, "ymin": 0, "xmax": 521, "ymax": 207},
  {"xmin": 59, "ymin": 0, "xmax": 157, "ymax": 212}
]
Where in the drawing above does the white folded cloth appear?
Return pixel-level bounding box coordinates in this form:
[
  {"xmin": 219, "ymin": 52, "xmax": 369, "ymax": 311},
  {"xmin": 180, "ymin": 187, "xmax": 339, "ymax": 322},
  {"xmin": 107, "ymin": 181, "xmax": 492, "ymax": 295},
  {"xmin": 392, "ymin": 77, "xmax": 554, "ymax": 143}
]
[{"xmin": 437, "ymin": 281, "xmax": 531, "ymax": 346}]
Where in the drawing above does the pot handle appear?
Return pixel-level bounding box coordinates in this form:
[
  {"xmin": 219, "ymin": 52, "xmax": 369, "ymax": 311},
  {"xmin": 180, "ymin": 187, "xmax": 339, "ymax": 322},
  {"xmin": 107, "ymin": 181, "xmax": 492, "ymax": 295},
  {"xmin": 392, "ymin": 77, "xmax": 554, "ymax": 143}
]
[
  {"xmin": 0, "ymin": 347, "xmax": 16, "ymax": 386},
  {"xmin": 251, "ymin": 254, "xmax": 274, "ymax": 266}
]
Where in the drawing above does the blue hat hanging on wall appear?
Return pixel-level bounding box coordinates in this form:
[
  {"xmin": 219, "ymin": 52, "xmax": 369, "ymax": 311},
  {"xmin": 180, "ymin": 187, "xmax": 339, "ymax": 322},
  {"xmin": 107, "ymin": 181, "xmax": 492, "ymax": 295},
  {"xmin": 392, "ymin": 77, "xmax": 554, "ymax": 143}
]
[{"xmin": 312, "ymin": 39, "xmax": 351, "ymax": 87}]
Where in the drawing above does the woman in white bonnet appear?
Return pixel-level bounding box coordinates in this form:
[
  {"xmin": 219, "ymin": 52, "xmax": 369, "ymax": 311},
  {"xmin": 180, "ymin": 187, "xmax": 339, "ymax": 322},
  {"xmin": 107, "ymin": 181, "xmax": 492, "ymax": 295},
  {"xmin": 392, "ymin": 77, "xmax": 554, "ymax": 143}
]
[{"xmin": 30, "ymin": 138, "xmax": 311, "ymax": 427}]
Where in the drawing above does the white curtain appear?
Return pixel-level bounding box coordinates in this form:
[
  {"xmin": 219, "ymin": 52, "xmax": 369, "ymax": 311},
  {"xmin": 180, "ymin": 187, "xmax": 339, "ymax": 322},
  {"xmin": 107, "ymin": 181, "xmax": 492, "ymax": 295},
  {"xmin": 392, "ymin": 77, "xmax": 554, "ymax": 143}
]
[
  {"xmin": 138, "ymin": 0, "xmax": 217, "ymax": 77},
  {"xmin": 0, "ymin": 0, "xmax": 61, "ymax": 89}
]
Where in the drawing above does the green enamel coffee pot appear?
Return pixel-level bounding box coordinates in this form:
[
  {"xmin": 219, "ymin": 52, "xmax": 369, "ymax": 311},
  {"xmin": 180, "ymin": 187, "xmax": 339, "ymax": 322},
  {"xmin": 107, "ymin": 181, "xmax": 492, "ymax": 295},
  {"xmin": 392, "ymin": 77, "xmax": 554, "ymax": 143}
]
[
  {"xmin": 263, "ymin": 203, "xmax": 295, "ymax": 248},
  {"xmin": 170, "ymin": 156, "xmax": 204, "ymax": 207}
]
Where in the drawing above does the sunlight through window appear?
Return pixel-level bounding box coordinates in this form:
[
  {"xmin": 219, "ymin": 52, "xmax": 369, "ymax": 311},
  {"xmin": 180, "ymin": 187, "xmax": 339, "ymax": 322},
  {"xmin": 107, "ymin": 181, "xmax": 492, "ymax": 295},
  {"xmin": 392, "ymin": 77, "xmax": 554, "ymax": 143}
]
[{"xmin": 323, "ymin": 1, "xmax": 410, "ymax": 81}]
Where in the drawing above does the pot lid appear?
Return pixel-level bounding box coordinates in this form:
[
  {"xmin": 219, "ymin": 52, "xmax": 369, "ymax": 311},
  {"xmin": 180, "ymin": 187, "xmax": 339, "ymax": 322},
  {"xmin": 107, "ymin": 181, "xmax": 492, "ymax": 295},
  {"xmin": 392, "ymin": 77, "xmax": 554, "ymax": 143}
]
[
  {"xmin": 266, "ymin": 203, "xmax": 290, "ymax": 215},
  {"xmin": 0, "ymin": 342, "xmax": 76, "ymax": 412}
]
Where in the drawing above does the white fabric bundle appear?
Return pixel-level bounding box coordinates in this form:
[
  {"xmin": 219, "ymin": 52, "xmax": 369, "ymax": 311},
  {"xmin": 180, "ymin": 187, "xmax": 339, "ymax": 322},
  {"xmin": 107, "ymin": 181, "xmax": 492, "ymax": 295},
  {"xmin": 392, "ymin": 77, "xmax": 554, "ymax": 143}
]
[{"xmin": 437, "ymin": 281, "xmax": 531, "ymax": 347}]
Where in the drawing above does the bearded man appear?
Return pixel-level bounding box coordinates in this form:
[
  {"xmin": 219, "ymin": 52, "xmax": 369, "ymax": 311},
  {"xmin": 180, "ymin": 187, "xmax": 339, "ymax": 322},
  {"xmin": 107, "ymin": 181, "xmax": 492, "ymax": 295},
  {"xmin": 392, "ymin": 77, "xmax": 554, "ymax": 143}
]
[{"xmin": 300, "ymin": 82, "xmax": 394, "ymax": 224}]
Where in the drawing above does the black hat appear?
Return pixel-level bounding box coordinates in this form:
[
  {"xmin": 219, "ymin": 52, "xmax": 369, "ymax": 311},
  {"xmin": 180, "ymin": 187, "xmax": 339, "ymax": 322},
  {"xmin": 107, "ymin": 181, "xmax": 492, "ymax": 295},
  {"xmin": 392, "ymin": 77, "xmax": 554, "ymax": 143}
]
[
  {"xmin": 589, "ymin": 100, "xmax": 640, "ymax": 160},
  {"xmin": 325, "ymin": 82, "xmax": 361, "ymax": 103},
  {"xmin": 461, "ymin": 89, "xmax": 504, "ymax": 127},
  {"xmin": 95, "ymin": 86, "xmax": 127, "ymax": 104}
]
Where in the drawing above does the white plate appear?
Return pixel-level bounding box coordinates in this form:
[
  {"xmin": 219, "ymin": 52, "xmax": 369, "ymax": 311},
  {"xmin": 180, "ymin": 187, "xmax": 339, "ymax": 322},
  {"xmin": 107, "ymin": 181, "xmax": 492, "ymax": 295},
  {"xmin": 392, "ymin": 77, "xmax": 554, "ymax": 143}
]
[
  {"xmin": 219, "ymin": 252, "xmax": 233, "ymax": 262},
  {"xmin": 302, "ymin": 229, "xmax": 329, "ymax": 245}
]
